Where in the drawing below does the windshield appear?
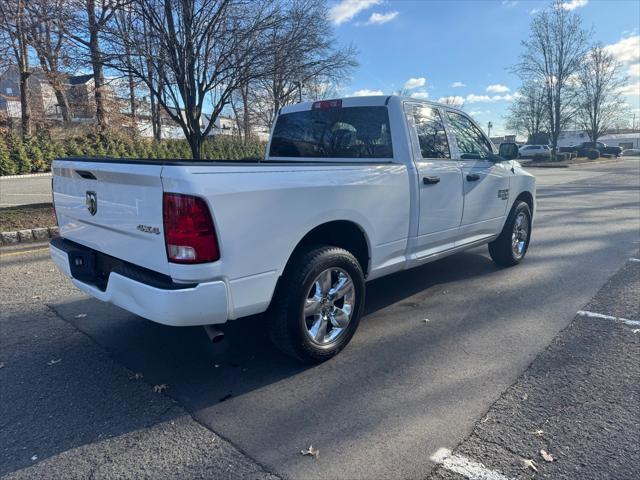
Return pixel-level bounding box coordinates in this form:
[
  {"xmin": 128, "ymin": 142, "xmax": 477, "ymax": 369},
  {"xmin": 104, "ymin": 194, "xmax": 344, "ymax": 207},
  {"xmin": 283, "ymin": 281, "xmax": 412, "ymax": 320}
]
[{"xmin": 269, "ymin": 106, "xmax": 393, "ymax": 159}]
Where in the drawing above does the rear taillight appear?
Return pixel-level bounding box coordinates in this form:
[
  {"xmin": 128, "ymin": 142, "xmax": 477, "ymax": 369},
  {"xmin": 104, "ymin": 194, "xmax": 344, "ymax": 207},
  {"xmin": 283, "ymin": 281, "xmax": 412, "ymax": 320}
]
[{"xmin": 162, "ymin": 193, "xmax": 220, "ymax": 264}]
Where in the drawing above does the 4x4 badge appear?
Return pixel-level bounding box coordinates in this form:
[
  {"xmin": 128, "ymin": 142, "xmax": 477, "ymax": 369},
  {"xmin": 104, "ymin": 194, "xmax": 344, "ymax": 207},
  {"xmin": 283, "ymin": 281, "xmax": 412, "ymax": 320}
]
[{"xmin": 86, "ymin": 191, "xmax": 97, "ymax": 215}]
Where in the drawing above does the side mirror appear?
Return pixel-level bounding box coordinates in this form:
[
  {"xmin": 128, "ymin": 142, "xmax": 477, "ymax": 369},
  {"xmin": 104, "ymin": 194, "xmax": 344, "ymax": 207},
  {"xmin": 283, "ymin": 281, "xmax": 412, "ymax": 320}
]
[{"xmin": 498, "ymin": 142, "xmax": 519, "ymax": 160}]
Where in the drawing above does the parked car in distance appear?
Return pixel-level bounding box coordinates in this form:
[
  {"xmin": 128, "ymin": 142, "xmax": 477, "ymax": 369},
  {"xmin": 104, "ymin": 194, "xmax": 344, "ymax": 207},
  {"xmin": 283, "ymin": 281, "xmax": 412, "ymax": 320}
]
[
  {"xmin": 518, "ymin": 144, "xmax": 551, "ymax": 160},
  {"xmin": 570, "ymin": 141, "xmax": 622, "ymax": 157},
  {"xmin": 621, "ymin": 148, "xmax": 640, "ymax": 156},
  {"xmin": 49, "ymin": 95, "xmax": 536, "ymax": 363}
]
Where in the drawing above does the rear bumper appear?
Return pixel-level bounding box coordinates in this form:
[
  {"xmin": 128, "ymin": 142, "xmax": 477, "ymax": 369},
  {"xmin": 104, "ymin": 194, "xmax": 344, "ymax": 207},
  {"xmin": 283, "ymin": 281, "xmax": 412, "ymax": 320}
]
[{"xmin": 50, "ymin": 240, "xmax": 229, "ymax": 326}]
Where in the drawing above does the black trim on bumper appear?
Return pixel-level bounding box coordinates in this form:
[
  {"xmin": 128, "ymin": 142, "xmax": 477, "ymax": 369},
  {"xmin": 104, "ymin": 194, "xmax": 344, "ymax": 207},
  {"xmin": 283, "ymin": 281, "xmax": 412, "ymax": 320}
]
[{"xmin": 50, "ymin": 237, "xmax": 198, "ymax": 291}]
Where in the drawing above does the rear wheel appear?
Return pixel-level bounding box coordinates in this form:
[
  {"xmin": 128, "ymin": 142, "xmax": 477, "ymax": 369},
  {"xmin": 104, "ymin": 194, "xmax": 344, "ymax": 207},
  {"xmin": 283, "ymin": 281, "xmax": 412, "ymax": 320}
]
[
  {"xmin": 489, "ymin": 201, "xmax": 532, "ymax": 267},
  {"xmin": 269, "ymin": 246, "xmax": 365, "ymax": 362}
]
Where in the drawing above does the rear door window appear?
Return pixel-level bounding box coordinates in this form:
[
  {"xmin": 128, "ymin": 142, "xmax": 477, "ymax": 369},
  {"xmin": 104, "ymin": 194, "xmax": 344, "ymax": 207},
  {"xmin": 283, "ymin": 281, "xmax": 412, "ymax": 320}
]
[
  {"xmin": 412, "ymin": 105, "xmax": 451, "ymax": 159},
  {"xmin": 269, "ymin": 106, "xmax": 393, "ymax": 159},
  {"xmin": 446, "ymin": 110, "xmax": 494, "ymax": 160}
]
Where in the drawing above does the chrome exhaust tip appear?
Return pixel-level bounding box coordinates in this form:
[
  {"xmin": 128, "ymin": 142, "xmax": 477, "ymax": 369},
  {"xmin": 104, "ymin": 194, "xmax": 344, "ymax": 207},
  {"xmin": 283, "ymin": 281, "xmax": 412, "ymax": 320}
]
[{"xmin": 203, "ymin": 325, "xmax": 225, "ymax": 343}]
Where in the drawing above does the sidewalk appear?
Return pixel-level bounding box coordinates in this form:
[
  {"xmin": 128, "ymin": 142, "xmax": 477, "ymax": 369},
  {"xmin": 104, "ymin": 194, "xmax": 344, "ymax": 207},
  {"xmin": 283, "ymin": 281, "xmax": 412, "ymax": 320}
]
[{"xmin": 429, "ymin": 255, "xmax": 640, "ymax": 480}]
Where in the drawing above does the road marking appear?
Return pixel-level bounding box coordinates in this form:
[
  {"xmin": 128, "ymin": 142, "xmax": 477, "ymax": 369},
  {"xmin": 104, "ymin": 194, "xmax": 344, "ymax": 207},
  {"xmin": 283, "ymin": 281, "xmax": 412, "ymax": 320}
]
[
  {"xmin": 629, "ymin": 258, "xmax": 640, "ymax": 262},
  {"xmin": 431, "ymin": 448, "xmax": 513, "ymax": 480},
  {"xmin": 577, "ymin": 310, "xmax": 640, "ymax": 327},
  {"xmin": 0, "ymin": 247, "xmax": 50, "ymax": 257}
]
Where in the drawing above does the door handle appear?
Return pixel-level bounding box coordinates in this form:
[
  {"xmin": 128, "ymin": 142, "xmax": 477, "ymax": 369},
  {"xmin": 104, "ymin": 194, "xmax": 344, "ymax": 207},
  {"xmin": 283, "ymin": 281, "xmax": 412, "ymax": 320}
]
[
  {"xmin": 466, "ymin": 173, "xmax": 480, "ymax": 182},
  {"xmin": 423, "ymin": 176, "xmax": 441, "ymax": 185}
]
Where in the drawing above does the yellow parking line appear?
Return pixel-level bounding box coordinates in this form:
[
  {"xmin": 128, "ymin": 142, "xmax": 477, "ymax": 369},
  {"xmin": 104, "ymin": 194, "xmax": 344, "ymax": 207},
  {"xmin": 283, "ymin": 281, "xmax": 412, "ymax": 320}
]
[{"xmin": 0, "ymin": 247, "xmax": 50, "ymax": 257}]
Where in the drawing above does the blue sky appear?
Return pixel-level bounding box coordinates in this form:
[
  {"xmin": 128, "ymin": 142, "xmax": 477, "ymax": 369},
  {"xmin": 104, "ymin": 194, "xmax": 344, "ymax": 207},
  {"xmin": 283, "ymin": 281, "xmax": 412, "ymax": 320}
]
[{"xmin": 328, "ymin": 0, "xmax": 640, "ymax": 136}]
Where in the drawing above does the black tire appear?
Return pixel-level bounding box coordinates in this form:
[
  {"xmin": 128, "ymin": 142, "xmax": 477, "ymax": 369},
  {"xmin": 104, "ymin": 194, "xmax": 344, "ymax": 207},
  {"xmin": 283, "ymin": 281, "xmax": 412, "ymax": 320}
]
[
  {"xmin": 268, "ymin": 246, "xmax": 365, "ymax": 363},
  {"xmin": 488, "ymin": 201, "xmax": 532, "ymax": 267}
]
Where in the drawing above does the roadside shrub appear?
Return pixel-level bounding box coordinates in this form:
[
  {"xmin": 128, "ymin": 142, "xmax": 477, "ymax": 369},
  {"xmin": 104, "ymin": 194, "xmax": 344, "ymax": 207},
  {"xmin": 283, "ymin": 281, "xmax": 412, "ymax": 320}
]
[
  {"xmin": 26, "ymin": 139, "xmax": 47, "ymax": 172},
  {"xmin": 7, "ymin": 131, "xmax": 31, "ymax": 174},
  {"xmin": 586, "ymin": 148, "xmax": 600, "ymax": 160},
  {"xmin": 0, "ymin": 137, "xmax": 17, "ymax": 175}
]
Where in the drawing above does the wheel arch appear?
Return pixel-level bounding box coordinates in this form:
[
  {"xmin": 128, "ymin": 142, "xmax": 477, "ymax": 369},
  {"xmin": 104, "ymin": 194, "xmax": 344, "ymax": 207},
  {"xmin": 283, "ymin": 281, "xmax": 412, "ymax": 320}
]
[
  {"xmin": 514, "ymin": 190, "xmax": 534, "ymax": 215},
  {"xmin": 283, "ymin": 220, "xmax": 371, "ymax": 279}
]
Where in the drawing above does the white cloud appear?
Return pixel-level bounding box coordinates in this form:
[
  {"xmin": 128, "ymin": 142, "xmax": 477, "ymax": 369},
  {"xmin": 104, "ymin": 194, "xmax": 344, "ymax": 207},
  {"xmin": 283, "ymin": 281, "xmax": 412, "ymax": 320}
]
[
  {"xmin": 404, "ymin": 77, "xmax": 426, "ymax": 89},
  {"xmin": 619, "ymin": 81, "xmax": 640, "ymax": 96},
  {"xmin": 501, "ymin": 0, "xmax": 519, "ymax": 7},
  {"xmin": 466, "ymin": 93, "xmax": 517, "ymax": 103},
  {"xmin": 486, "ymin": 84, "xmax": 510, "ymax": 93},
  {"xmin": 529, "ymin": 8, "xmax": 539, "ymax": 15},
  {"xmin": 629, "ymin": 63, "xmax": 640, "ymax": 77},
  {"xmin": 605, "ymin": 35, "xmax": 640, "ymax": 65},
  {"xmin": 437, "ymin": 96, "xmax": 465, "ymax": 106},
  {"xmin": 329, "ymin": 0, "xmax": 381, "ymax": 25},
  {"xmin": 366, "ymin": 11, "xmax": 398, "ymax": 25},
  {"xmin": 561, "ymin": 0, "xmax": 588, "ymax": 10},
  {"xmin": 410, "ymin": 91, "xmax": 429, "ymax": 99},
  {"xmin": 469, "ymin": 110, "xmax": 491, "ymax": 117},
  {"xmin": 353, "ymin": 89, "xmax": 384, "ymax": 96},
  {"xmin": 451, "ymin": 81, "xmax": 466, "ymax": 88}
]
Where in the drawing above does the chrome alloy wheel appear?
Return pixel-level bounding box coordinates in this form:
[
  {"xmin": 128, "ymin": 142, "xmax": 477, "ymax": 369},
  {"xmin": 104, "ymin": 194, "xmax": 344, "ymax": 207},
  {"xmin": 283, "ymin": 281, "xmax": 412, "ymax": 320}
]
[
  {"xmin": 303, "ymin": 268, "xmax": 356, "ymax": 345},
  {"xmin": 511, "ymin": 211, "xmax": 529, "ymax": 260}
]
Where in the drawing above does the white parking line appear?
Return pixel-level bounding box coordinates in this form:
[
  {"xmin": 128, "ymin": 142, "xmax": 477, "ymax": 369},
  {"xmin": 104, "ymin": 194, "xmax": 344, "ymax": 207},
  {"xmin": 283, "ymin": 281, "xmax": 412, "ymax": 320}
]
[
  {"xmin": 431, "ymin": 448, "xmax": 513, "ymax": 480},
  {"xmin": 629, "ymin": 258, "xmax": 640, "ymax": 263},
  {"xmin": 576, "ymin": 310, "xmax": 640, "ymax": 327}
]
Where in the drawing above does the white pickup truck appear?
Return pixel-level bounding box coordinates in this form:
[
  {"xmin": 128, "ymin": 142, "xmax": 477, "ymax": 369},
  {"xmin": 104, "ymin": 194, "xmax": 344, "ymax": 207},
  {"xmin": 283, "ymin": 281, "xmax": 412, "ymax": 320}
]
[{"xmin": 50, "ymin": 96, "xmax": 535, "ymax": 362}]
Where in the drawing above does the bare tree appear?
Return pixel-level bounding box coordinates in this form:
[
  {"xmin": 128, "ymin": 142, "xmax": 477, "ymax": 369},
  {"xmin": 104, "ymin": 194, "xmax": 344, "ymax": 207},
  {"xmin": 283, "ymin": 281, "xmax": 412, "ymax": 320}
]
[
  {"xmin": 107, "ymin": 0, "xmax": 279, "ymax": 159},
  {"xmin": 23, "ymin": 0, "xmax": 74, "ymax": 123},
  {"xmin": 65, "ymin": 0, "xmax": 127, "ymax": 132},
  {"xmin": 516, "ymin": 0, "xmax": 589, "ymax": 154},
  {"xmin": 576, "ymin": 45, "xmax": 628, "ymax": 142},
  {"xmin": 505, "ymin": 81, "xmax": 548, "ymax": 140},
  {"xmin": 0, "ymin": 0, "xmax": 32, "ymax": 137},
  {"xmin": 251, "ymin": 0, "xmax": 357, "ymax": 131}
]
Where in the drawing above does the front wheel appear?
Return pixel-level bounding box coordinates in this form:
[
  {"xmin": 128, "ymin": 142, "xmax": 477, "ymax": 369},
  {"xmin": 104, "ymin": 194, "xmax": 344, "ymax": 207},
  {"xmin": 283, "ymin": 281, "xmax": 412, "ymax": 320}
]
[
  {"xmin": 489, "ymin": 201, "xmax": 532, "ymax": 267},
  {"xmin": 268, "ymin": 246, "xmax": 365, "ymax": 363}
]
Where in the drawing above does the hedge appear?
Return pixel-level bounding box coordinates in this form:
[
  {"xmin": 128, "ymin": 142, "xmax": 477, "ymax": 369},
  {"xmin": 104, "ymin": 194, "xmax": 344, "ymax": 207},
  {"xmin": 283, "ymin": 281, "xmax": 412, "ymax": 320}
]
[{"xmin": 0, "ymin": 132, "xmax": 266, "ymax": 176}]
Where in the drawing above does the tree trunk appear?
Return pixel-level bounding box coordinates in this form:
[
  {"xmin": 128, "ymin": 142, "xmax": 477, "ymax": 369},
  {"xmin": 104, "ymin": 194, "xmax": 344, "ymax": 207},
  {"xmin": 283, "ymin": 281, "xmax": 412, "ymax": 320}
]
[
  {"xmin": 19, "ymin": 70, "xmax": 32, "ymax": 137},
  {"xmin": 53, "ymin": 86, "xmax": 72, "ymax": 122},
  {"xmin": 241, "ymin": 84, "xmax": 250, "ymax": 143},
  {"xmin": 86, "ymin": 0, "xmax": 108, "ymax": 132},
  {"xmin": 189, "ymin": 131, "xmax": 201, "ymax": 160}
]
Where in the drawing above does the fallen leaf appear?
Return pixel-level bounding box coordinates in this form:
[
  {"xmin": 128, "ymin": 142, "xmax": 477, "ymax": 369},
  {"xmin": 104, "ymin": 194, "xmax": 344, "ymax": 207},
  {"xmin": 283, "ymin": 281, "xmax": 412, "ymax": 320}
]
[
  {"xmin": 31, "ymin": 455, "xmax": 38, "ymax": 461},
  {"xmin": 153, "ymin": 384, "xmax": 168, "ymax": 393},
  {"xmin": 300, "ymin": 445, "xmax": 319, "ymax": 459},
  {"xmin": 540, "ymin": 449, "xmax": 554, "ymax": 462},
  {"xmin": 522, "ymin": 458, "xmax": 538, "ymax": 472},
  {"xmin": 47, "ymin": 359, "xmax": 62, "ymax": 366},
  {"xmin": 632, "ymin": 329, "xmax": 640, "ymax": 334},
  {"xmin": 129, "ymin": 372, "xmax": 143, "ymax": 380},
  {"xmin": 533, "ymin": 429, "xmax": 544, "ymax": 436},
  {"xmin": 75, "ymin": 314, "xmax": 87, "ymax": 319},
  {"xmin": 31, "ymin": 295, "xmax": 41, "ymax": 300},
  {"xmin": 424, "ymin": 318, "xmax": 430, "ymax": 324},
  {"xmin": 522, "ymin": 393, "xmax": 528, "ymax": 401}
]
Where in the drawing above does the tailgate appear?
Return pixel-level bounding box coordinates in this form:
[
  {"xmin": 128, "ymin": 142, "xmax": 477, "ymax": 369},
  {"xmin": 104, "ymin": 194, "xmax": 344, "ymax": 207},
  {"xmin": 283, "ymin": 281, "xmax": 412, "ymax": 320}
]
[{"xmin": 52, "ymin": 159, "xmax": 169, "ymax": 275}]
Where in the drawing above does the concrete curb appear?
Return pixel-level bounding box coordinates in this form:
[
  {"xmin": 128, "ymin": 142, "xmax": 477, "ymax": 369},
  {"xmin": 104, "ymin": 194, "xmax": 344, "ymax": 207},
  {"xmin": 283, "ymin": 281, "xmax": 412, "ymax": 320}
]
[
  {"xmin": 0, "ymin": 172, "xmax": 52, "ymax": 180},
  {"xmin": 0, "ymin": 226, "xmax": 58, "ymax": 245}
]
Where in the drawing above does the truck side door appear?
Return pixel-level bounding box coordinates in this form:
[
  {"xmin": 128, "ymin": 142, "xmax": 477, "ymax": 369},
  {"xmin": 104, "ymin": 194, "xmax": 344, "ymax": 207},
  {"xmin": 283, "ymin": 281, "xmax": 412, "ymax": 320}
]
[
  {"xmin": 445, "ymin": 110, "xmax": 511, "ymax": 240},
  {"xmin": 405, "ymin": 103, "xmax": 463, "ymax": 257}
]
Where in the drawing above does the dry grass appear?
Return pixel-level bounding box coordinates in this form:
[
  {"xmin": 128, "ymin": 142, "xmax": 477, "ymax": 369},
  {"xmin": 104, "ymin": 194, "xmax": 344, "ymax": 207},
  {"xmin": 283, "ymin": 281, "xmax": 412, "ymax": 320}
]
[{"xmin": 0, "ymin": 203, "xmax": 56, "ymax": 231}]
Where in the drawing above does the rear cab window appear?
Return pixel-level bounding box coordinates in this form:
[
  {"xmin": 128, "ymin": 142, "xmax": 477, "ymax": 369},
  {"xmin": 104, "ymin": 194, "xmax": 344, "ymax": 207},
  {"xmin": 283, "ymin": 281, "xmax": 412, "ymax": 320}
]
[
  {"xmin": 412, "ymin": 105, "xmax": 451, "ymax": 159},
  {"xmin": 269, "ymin": 104, "xmax": 393, "ymax": 159}
]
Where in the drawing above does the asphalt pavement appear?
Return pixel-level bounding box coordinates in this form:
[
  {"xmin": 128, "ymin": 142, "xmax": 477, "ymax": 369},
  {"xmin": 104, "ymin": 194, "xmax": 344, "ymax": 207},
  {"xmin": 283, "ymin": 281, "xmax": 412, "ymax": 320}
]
[
  {"xmin": 1, "ymin": 158, "xmax": 639, "ymax": 479},
  {"xmin": 0, "ymin": 174, "xmax": 53, "ymax": 207}
]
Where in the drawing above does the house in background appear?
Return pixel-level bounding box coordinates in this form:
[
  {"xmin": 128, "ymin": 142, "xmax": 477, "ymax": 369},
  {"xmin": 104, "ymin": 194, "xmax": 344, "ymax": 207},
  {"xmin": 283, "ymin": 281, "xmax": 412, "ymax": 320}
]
[
  {"xmin": 0, "ymin": 65, "xmax": 63, "ymax": 121},
  {"xmin": 0, "ymin": 67, "xmax": 243, "ymax": 141}
]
